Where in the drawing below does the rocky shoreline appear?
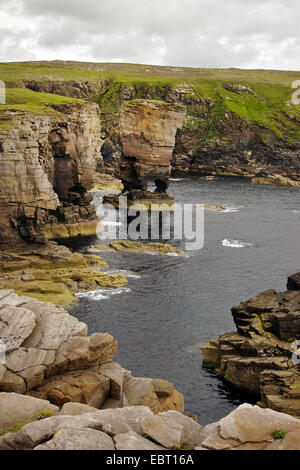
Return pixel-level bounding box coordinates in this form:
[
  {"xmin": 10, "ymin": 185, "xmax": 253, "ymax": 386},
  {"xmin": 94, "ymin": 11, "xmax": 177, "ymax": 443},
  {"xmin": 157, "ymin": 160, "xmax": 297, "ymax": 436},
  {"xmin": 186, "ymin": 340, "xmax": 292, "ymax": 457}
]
[
  {"xmin": 202, "ymin": 272, "xmax": 300, "ymax": 417},
  {"xmin": 0, "ymin": 285, "xmax": 300, "ymax": 451}
]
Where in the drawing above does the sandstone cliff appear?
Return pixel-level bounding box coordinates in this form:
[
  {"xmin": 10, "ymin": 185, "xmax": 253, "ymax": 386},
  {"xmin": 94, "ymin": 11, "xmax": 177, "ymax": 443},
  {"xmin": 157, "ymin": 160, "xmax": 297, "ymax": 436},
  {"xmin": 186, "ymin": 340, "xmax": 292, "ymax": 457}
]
[
  {"xmin": 118, "ymin": 99, "xmax": 185, "ymax": 191},
  {"xmin": 202, "ymin": 272, "xmax": 300, "ymax": 417},
  {"xmin": 0, "ymin": 102, "xmax": 103, "ymax": 250}
]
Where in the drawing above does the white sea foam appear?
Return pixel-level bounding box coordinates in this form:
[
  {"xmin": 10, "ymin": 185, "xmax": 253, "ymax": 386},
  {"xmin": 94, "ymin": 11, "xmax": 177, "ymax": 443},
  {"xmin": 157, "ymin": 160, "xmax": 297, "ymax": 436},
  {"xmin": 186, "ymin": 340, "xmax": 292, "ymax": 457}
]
[
  {"xmin": 102, "ymin": 269, "xmax": 141, "ymax": 279},
  {"xmin": 222, "ymin": 238, "xmax": 252, "ymax": 248},
  {"xmin": 101, "ymin": 221, "xmax": 123, "ymax": 226},
  {"xmin": 224, "ymin": 207, "xmax": 240, "ymax": 213},
  {"xmin": 76, "ymin": 287, "xmax": 131, "ymax": 301}
]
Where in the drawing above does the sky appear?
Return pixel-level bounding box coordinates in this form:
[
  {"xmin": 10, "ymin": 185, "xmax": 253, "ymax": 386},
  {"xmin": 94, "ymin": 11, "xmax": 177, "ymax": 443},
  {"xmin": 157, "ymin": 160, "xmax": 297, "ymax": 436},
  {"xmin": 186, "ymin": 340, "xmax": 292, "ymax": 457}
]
[{"xmin": 0, "ymin": 0, "xmax": 299, "ymax": 70}]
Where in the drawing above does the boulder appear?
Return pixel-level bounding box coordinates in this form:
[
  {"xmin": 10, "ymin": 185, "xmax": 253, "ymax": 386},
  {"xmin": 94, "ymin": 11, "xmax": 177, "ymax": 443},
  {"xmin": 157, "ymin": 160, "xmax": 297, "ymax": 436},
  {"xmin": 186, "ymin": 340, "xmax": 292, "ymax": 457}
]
[
  {"xmin": 58, "ymin": 402, "xmax": 99, "ymax": 416},
  {"xmin": 219, "ymin": 404, "xmax": 300, "ymax": 443},
  {"xmin": 159, "ymin": 410, "xmax": 203, "ymax": 447},
  {"xmin": 140, "ymin": 414, "xmax": 183, "ymax": 449},
  {"xmin": 0, "ymin": 406, "xmax": 154, "ymax": 450},
  {"xmin": 0, "ymin": 393, "xmax": 58, "ymax": 434},
  {"xmin": 123, "ymin": 377, "xmax": 161, "ymax": 414},
  {"xmin": 34, "ymin": 427, "xmax": 115, "ymax": 451},
  {"xmin": 114, "ymin": 431, "xmax": 165, "ymax": 450}
]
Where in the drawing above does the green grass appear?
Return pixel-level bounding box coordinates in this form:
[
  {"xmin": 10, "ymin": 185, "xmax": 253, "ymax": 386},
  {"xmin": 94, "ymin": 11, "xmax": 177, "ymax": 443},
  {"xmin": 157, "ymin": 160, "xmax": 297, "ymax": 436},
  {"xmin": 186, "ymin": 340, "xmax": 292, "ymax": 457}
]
[
  {"xmin": 0, "ymin": 61, "xmax": 299, "ymax": 85},
  {"xmin": 273, "ymin": 429, "xmax": 288, "ymax": 440},
  {"xmin": 0, "ymin": 61, "xmax": 299, "ymax": 145},
  {"xmin": 0, "ymin": 409, "xmax": 55, "ymax": 437},
  {"xmin": 0, "ymin": 88, "xmax": 85, "ymax": 113}
]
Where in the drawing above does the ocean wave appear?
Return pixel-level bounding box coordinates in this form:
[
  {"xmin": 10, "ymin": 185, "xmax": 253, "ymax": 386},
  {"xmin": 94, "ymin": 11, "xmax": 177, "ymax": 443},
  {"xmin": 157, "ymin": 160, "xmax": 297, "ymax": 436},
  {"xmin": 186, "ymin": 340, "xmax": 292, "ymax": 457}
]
[
  {"xmin": 76, "ymin": 287, "xmax": 131, "ymax": 301},
  {"xmin": 222, "ymin": 238, "xmax": 252, "ymax": 248}
]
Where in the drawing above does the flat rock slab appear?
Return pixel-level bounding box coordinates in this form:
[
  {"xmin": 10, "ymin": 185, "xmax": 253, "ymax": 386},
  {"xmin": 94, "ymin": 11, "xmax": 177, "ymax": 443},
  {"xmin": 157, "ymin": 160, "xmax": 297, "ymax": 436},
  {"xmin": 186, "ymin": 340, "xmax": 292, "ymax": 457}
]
[
  {"xmin": 140, "ymin": 414, "xmax": 183, "ymax": 449},
  {"xmin": 114, "ymin": 431, "xmax": 165, "ymax": 450},
  {"xmin": 34, "ymin": 427, "xmax": 115, "ymax": 450}
]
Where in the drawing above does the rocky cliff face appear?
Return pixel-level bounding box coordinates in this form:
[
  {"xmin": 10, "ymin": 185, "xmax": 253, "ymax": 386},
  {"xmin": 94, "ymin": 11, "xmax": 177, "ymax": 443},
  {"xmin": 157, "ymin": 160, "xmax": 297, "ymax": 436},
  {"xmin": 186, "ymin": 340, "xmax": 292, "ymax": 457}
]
[
  {"xmin": 202, "ymin": 273, "xmax": 300, "ymax": 417},
  {"xmin": 95, "ymin": 80, "xmax": 300, "ymax": 182},
  {"xmin": 118, "ymin": 100, "xmax": 185, "ymax": 191},
  {"xmin": 0, "ymin": 290, "xmax": 184, "ymax": 418},
  {"xmin": 0, "ymin": 102, "xmax": 103, "ymax": 250}
]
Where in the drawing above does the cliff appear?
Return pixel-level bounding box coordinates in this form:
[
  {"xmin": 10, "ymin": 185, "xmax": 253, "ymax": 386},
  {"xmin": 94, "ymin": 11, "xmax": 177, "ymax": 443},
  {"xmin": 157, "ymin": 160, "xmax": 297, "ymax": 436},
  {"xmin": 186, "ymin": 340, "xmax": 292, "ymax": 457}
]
[
  {"xmin": 0, "ymin": 96, "xmax": 103, "ymax": 250},
  {"xmin": 202, "ymin": 272, "xmax": 300, "ymax": 417},
  {"xmin": 118, "ymin": 99, "xmax": 185, "ymax": 192},
  {"xmin": 1, "ymin": 61, "xmax": 299, "ymax": 189}
]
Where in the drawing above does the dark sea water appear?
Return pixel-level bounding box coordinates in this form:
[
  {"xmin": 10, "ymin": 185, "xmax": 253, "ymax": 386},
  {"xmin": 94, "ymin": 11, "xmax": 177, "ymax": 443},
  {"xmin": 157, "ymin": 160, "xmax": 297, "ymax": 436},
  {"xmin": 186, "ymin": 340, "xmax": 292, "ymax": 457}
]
[{"xmin": 69, "ymin": 176, "xmax": 300, "ymax": 425}]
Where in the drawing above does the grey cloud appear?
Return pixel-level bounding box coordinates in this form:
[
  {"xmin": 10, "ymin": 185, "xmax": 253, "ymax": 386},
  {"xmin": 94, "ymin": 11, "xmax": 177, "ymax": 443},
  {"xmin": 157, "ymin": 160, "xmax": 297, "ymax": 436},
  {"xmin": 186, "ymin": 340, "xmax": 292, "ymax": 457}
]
[{"xmin": 0, "ymin": 0, "xmax": 299, "ymax": 69}]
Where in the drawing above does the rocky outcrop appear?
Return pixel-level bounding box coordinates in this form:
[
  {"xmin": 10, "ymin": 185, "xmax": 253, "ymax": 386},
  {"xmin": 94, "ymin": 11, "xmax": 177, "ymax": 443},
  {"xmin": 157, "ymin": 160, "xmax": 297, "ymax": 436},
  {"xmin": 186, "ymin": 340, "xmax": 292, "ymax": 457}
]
[
  {"xmin": 7, "ymin": 79, "xmax": 107, "ymax": 101},
  {"xmin": 0, "ymin": 243, "xmax": 127, "ymax": 306},
  {"xmin": 202, "ymin": 273, "xmax": 300, "ymax": 416},
  {"xmin": 0, "ymin": 290, "xmax": 184, "ymax": 421},
  {"xmin": 118, "ymin": 100, "xmax": 185, "ymax": 193},
  {"xmin": 0, "ymin": 102, "xmax": 103, "ymax": 250},
  {"xmin": 88, "ymin": 241, "xmax": 183, "ymax": 255},
  {"xmin": 2, "ymin": 401, "xmax": 300, "ymax": 450}
]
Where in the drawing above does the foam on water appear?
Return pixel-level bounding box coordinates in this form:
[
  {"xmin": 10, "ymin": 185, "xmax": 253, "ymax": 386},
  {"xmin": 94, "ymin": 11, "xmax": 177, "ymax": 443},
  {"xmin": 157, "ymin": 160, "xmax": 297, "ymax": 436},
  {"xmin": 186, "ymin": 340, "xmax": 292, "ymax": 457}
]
[
  {"xmin": 76, "ymin": 287, "xmax": 131, "ymax": 301},
  {"xmin": 222, "ymin": 238, "xmax": 252, "ymax": 248},
  {"xmin": 102, "ymin": 269, "xmax": 142, "ymax": 279}
]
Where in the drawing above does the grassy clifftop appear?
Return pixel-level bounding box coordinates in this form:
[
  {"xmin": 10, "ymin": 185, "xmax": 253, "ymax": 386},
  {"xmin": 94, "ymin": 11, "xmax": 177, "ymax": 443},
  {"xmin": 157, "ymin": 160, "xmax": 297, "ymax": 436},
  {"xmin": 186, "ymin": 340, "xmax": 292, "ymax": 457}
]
[
  {"xmin": 0, "ymin": 61, "xmax": 299, "ymax": 145},
  {"xmin": 0, "ymin": 60, "xmax": 299, "ymax": 85}
]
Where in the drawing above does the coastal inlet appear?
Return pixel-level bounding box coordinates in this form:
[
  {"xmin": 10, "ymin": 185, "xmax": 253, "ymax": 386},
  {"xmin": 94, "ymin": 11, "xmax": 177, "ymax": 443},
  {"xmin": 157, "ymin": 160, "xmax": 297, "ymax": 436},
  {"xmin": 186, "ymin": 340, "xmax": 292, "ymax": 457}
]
[{"xmin": 69, "ymin": 175, "xmax": 300, "ymax": 425}]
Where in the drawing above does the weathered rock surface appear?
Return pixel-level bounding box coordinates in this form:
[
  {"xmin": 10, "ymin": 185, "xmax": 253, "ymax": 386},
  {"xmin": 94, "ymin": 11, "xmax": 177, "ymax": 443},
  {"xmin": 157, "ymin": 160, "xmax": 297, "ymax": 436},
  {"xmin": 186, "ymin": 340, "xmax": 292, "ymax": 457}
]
[
  {"xmin": 203, "ymin": 273, "xmax": 300, "ymax": 416},
  {"xmin": 140, "ymin": 414, "xmax": 183, "ymax": 449},
  {"xmin": 2, "ymin": 399, "xmax": 300, "ymax": 450},
  {"xmin": 114, "ymin": 431, "xmax": 165, "ymax": 450},
  {"xmin": 0, "ymin": 393, "xmax": 58, "ymax": 434},
  {"xmin": 159, "ymin": 410, "xmax": 203, "ymax": 447},
  {"xmin": 88, "ymin": 241, "xmax": 183, "ymax": 255},
  {"xmin": 118, "ymin": 100, "xmax": 186, "ymax": 193},
  {"xmin": 35, "ymin": 427, "xmax": 115, "ymax": 451},
  {"xmin": 0, "ymin": 102, "xmax": 102, "ymax": 250},
  {"xmin": 0, "ymin": 290, "xmax": 184, "ymax": 419},
  {"xmin": 0, "ymin": 243, "xmax": 127, "ymax": 306}
]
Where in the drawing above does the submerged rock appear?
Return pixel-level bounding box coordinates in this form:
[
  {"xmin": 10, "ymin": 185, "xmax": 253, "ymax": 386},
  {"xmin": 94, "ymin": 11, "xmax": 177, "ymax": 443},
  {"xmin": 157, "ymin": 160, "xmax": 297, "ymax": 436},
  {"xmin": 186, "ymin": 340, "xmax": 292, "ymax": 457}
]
[
  {"xmin": 0, "ymin": 243, "xmax": 126, "ymax": 306},
  {"xmin": 89, "ymin": 241, "xmax": 183, "ymax": 255}
]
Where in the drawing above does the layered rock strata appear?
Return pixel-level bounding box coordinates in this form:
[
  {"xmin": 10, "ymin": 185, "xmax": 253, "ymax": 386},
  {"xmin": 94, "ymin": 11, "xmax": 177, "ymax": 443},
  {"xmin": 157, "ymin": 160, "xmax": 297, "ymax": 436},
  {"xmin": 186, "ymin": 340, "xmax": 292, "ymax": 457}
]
[
  {"xmin": 0, "ymin": 290, "xmax": 184, "ymax": 419},
  {"xmin": 0, "ymin": 243, "xmax": 127, "ymax": 306},
  {"xmin": 202, "ymin": 273, "xmax": 300, "ymax": 416},
  {"xmin": 118, "ymin": 100, "xmax": 186, "ymax": 193},
  {"xmin": 0, "ymin": 102, "xmax": 103, "ymax": 250}
]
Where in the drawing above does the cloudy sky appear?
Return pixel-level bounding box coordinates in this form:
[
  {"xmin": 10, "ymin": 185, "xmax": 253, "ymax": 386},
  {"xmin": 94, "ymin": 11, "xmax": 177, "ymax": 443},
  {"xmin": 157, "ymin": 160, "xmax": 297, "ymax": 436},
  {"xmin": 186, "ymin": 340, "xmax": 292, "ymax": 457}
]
[{"xmin": 0, "ymin": 0, "xmax": 299, "ymax": 70}]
